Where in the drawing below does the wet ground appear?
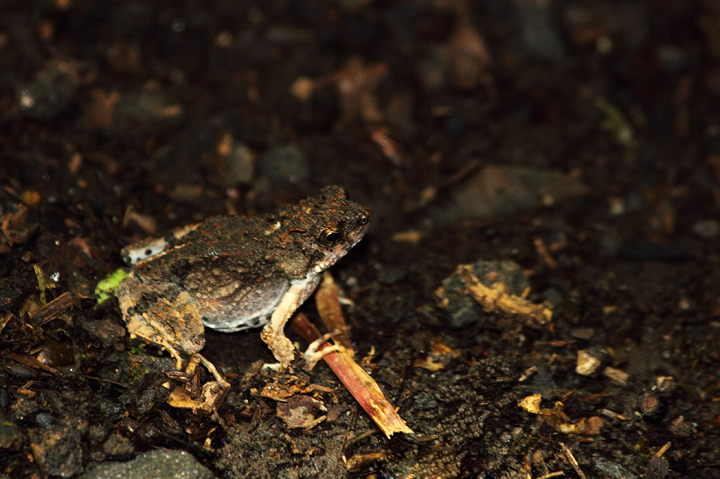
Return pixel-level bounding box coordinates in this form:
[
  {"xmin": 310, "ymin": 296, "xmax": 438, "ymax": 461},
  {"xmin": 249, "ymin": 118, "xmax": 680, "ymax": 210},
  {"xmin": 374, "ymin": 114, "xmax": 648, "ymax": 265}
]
[{"xmin": 1, "ymin": 0, "xmax": 720, "ymax": 478}]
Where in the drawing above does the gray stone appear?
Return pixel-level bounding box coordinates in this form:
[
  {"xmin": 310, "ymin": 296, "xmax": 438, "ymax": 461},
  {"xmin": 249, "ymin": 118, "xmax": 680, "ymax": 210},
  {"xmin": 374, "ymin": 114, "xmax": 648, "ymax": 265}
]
[
  {"xmin": 438, "ymin": 260, "xmax": 529, "ymax": 328},
  {"xmin": 80, "ymin": 449, "xmax": 215, "ymax": 479}
]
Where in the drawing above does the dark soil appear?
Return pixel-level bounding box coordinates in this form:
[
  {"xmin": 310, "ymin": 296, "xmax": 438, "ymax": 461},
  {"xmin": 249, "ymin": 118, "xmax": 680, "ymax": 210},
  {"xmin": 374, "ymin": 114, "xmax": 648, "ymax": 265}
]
[{"xmin": 1, "ymin": 0, "xmax": 720, "ymax": 478}]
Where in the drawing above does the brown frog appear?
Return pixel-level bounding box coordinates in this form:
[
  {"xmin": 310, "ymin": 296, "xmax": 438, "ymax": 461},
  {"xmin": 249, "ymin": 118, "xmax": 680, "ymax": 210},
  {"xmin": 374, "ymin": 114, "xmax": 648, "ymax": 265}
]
[{"xmin": 116, "ymin": 186, "xmax": 370, "ymax": 372}]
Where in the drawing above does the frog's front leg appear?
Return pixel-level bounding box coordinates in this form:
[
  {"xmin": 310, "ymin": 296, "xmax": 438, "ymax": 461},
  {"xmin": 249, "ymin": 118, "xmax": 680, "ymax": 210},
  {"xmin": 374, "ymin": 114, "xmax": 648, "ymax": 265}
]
[{"xmin": 260, "ymin": 281, "xmax": 313, "ymax": 366}]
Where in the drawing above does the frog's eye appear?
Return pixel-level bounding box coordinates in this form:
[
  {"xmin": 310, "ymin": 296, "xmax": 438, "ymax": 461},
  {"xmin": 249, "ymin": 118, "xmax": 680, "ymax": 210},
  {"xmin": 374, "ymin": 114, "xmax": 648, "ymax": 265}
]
[{"xmin": 318, "ymin": 227, "xmax": 342, "ymax": 246}]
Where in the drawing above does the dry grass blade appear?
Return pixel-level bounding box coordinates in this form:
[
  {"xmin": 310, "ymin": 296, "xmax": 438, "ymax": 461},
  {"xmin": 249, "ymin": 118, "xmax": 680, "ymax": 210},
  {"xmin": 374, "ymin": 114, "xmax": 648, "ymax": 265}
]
[
  {"xmin": 314, "ymin": 272, "xmax": 354, "ymax": 355},
  {"xmin": 292, "ymin": 312, "xmax": 414, "ymax": 439},
  {"xmin": 559, "ymin": 442, "xmax": 587, "ymax": 479}
]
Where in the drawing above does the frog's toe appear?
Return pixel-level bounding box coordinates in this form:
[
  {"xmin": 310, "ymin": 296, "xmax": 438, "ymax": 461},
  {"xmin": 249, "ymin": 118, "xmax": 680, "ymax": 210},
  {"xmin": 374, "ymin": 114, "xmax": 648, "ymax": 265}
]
[{"xmin": 260, "ymin": 325, "xmax": 296, "ymax": 366}]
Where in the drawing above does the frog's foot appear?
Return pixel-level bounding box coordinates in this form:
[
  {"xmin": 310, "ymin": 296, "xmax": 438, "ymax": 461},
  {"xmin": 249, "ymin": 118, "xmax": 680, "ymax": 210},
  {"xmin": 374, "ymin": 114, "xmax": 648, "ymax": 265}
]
[
  {"xmin": 303, "ymin": 330, "xmax": 343, "ymax": 370},
  {"xmin": 167, "ymin": 353, "xmax": 230, "ymax": 414},
  {"xmin": 167, "ymin": 376, "xmax": 230, "ymax": 415},
  {"xmin": 260, "ymin": 325, "xmax": 296, "ymax": 366},
  {"xmin": 170, "ymin": 353, "xmax": 229, "ymax": 390}
]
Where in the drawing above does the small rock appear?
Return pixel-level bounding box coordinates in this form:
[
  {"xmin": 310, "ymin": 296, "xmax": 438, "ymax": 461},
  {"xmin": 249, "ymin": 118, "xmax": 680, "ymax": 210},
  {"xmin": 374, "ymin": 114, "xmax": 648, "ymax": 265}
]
[
  {"xmin": 655, "ymin": 376, "xmax": 675, "ymax": 393},
  {"xmin": 28, "ymin": 416, "xmax": 87, "ymax": 478},
  {"xmin": 10, "ymin": 396, "xmax": 40, "ymax": 422},
  {"xmin": 602, "ymin": 366, "xmax": 629, "ymax": 385},
  {"xmin": 576, "ymin": 415, "xmax": 604, "ymax": 435},
  {"xmin": 571, "ymin": 328, "xmax": 594, "ymax": 340},
  {"xmin": 576, "ymin": 349, "xmax": 602, "ymax": 376},
  {"xmin": 80, "ymin": 449, "xmax": 215, "ymax": 479},
  {"xmin": 436, "ymin": 260, "xmax": 529, "ymax": 328},
  {"xmin": 413, "ymin": 391, "xmax": 439, "ymax": 411},
  {"xmin": 593, "ymin": 456, "xmax": 636, "ymax": 479},
  {"xmin": 691, "ymin": 219, "xmax": 720, "ymax": 239},
  {"xmin": 668, "ymin": 415, "xmax": 696, "ymax": 438},
  {"xmin": 17, "ymin": 62, "xmax": 80, "ymax": 120},
  {"xmin": 133, "ymin": 387, "xmax": 157, "ymax": 416},
  {"xmin": 636, "ymin": 390, "xmax": 664, "ymax": 420},
  {"xmin": 221, "ymin": 142, "xmax": 255, "ymax": 185},
  {"xmin": 103, "ymin": 433, "xmax": 135, "ymax": 457},
  {"xmin": 258, "ymin": 145, "xmax": 310, "ymax": 187},
  {"xmin": 436, "ymin": 165, "xmax": 587, "ymax": 222},
  {"xmin": 511, "ymin": 0, "xmax": 567, "ymax": 61},
  {"xmin": 646, "ymin": 456, "xmax": 670, "ymax": 479},
  {"xmin": 0, "ymin": 407, "xmax": 23, "ymax": 450},
  {"xmin": 88, "ymin": 423, "xmax": 109, "ymax": 447},
  {"xmin": 35, "ymin": 413, "xmax": 55, "ymax": 430}
]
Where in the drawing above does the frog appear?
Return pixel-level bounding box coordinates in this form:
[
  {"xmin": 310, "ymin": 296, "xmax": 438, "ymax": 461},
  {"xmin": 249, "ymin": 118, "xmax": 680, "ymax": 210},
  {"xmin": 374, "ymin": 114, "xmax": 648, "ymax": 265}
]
[{"xmin": 116, "ymin": 186, "xmax": 370, "ymax": 376}]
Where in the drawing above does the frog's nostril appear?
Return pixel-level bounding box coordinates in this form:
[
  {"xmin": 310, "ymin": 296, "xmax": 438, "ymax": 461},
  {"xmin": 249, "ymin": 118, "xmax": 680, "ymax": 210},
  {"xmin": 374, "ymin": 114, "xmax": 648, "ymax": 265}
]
[{"xmin": 356, "ymin": 213, "xmax": 370, "ymax": 226}]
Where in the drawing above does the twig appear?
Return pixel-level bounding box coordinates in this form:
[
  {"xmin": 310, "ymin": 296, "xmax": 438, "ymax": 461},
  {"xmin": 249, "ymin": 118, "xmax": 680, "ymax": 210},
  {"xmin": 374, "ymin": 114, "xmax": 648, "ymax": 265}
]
[
  {"xmin": 291, "ymin": 313, "xmax": 413, "ymax": 439},
  {"xmin": 538, "ymin": 472, "xmax": 564, "ymax": 479},
  {"xmin": 656, "ymin": 442, "xmax": 671, "ymax": 457},
  {"xmin": 559, "ymin": 442, "xmax": 587, "ymax": 479}
]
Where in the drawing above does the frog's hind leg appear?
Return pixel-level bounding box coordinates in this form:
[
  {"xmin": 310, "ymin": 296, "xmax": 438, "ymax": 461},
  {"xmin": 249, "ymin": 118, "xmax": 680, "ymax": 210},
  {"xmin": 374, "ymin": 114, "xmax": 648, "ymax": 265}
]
[{"xmin": 117, "ymin": 275, "xmax": 206, "ymax": 369}]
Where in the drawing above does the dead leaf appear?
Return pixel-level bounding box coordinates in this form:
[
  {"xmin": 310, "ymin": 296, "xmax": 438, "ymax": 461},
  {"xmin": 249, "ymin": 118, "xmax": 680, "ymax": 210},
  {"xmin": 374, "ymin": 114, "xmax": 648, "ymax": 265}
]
[{"xmin": 328, "ymin": 57, "xmax": 388, "ymax": 125}]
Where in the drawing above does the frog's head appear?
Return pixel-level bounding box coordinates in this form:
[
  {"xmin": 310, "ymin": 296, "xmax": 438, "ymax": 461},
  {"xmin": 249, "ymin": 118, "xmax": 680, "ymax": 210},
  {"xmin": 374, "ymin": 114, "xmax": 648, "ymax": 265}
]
[{"xmin": 277, "ymin": 186, "xmax": 370, "ymax": 276}]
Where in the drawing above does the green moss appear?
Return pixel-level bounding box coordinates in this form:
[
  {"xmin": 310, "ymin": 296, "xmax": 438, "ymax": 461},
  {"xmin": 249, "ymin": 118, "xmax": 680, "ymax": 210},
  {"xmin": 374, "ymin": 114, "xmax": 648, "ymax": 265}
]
[{"xmin": 95, "ymin": 269, "xmax": 130, "ymax": 305}]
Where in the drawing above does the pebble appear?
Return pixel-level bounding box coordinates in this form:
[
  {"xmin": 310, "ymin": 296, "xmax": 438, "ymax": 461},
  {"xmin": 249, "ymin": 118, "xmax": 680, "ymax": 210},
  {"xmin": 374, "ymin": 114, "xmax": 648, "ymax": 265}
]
[
  {"xmin": 436, "ymin": 165, "xmax": 587, "ymax": 222},
  {"xmin": 28, "ymin": 417, "xmax": 87, "ymax": 478},
  {"xmin": 691, "ymin": 219, "xmax": 720, "ymax": 239},
  {"xmin": 511, "ymin": 0, "xmax": 566, "ymax": 61},
  {"xmin": 437, "ymin": 260, "xmax": 529, "ymax": 329},
  {"xmin": 17, "ymin": 65, "xmax": 79, "ymax": 120},
  {"xmin": 102, "ymin": 433, "xmax": 135, "ymax": 457},
  {"xmin": 221, "ymin": 142, "xmax": 255, "ymax": 185},
  {"xmin": 576, "ymin": 349, "xmax": 602, "ymax": 376},
  {"xmin": 636, "ymin": 390, "xmax": 664, "ymax": 420},
  {"xmin": 258, "ymin": 145, "xmax": 310, "ymax": 187},
  {"xmin": 593, "ymin": 457, "xmax": 637, "ymax": 479},
  {"xmin": 668, "ymin": 415, "xmax": 696, "ymax": 438},
  {"xmin": 80, "ymin": 449, "xmax": 215, "ymax": 479},
  {"xmin": 0, "ymin": 406, "xmax": 22, "ymax": 450},
  {"xmin": 646, "ymin": 456, "xmax": 670, "ymax": 479}
]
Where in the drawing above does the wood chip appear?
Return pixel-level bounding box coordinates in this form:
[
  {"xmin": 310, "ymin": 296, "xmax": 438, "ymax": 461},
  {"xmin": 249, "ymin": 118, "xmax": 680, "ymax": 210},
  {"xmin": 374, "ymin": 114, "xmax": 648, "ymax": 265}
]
[{"xmin": 29, "ymin": 292, "xmax": 75, "ymax": 326}]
